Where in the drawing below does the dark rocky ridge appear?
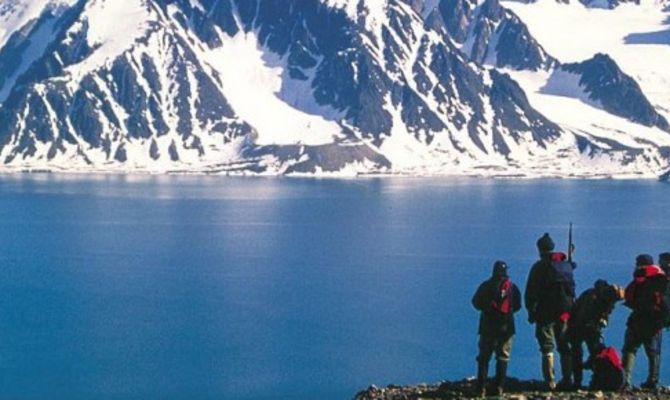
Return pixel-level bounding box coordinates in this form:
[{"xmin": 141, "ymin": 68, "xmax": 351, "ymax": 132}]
[
  {"xmin": 354, "ymin": 378, "xmax": 670, "ymax": 399},
  {"xmin": 437, "ymin": 0, "xmax": 557, "ymax": 71},
  {"xmin": 562, "ymin": 54, "xmax": 670, "ymax": 132}
]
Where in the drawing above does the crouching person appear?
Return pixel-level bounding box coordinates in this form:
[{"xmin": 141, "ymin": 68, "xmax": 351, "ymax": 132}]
[
  {"xmin": 569, "ymin": 280, "xmax": 624, "ymax": 389},
  {"xmin": 472, "ymin": 261, "xmax": 522, "ymax": 397}
]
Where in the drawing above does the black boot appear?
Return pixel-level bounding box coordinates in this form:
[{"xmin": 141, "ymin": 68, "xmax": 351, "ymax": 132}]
[
  {"xmin": 641, "ymin": 353, "xmax": 660, "ymax": 390},
  {"xmin": 495, "ymin": 360, "xmax": 508, "ymax": 396},
  {"xmin": 557, "ymin": 354, "xmax": 574, "ymax": 390},
  {"xmin": 573, "ymin": 360, "xmax": 583, "ymax": 390},
  {"xmin": 477, "ymin": 361, "xmax": 488, "ymax": 398}
]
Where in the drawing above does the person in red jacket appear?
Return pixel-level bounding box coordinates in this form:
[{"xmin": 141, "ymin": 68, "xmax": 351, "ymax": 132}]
[
  {"xmin": 472, "ymin": 261, "xmax": 522, "ymax": 397},
  {"xmin": 621, "ymin": 254, "xmax": 669, "ymax": 389}
]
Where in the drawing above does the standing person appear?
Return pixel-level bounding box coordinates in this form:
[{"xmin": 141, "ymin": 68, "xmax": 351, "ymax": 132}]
[
  {"xmin": 472, "ymin": 261, "xmax": 522, "ymax": 397},
  {"xmin": 621, "ymin": 254, "xmax": 670, "ymax": 390},
  {"xmin": 525, "ymin": 233, "xmax": 577, "ymax": 390},
  {"xmin": 569, "ymin": 280, "xmax": 624, "ymax": 389}
]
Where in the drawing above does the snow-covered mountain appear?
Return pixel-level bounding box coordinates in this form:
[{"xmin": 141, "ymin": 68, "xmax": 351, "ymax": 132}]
[{"xmin": 0, "ymin": 0, "xmax": 669, "ymax": 177}]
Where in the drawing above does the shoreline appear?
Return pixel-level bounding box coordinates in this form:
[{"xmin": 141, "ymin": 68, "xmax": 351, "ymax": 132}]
[
  {"xmin": 0, "ymin": 168, "xmax": 663, "ymax": 180},
  {"xmin": 354, "ymin": 378, "xmax": 670, "ymax": 399}
]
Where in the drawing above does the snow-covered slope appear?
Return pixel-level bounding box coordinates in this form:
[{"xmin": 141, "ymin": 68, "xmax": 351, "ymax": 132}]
[
  {"xmin": 0, "ymin": 0, "xmax": 668, "ymax": 177},
  {"xmin": 503, "ymin": 0, "xmax": 670, "ymax": 121}
]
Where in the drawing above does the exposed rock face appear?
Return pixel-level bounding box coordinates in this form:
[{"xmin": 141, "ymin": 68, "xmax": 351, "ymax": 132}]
[
  {"xmin": 437, "ymin": 0, "xmax": 556, "ymax": 71},
  {"xmin": 562, "ymin": 54, "xmax": 670, "ymax": 132}
]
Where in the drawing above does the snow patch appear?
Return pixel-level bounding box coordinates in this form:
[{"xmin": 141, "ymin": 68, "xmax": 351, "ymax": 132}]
[
  {"xmin": 64, "ymin": 0, "xmax": 151, "ymax": 82},
  {"xmin": 322, "ymin": 0, "xmax": 361, "ymax": 20},
  {"xmin": 539, "ymin": 68, "xmax": 601, "ymax": 108},
  {"xmin": 204, "ymin": 31, "xmax": 343, "ymax": 146}
]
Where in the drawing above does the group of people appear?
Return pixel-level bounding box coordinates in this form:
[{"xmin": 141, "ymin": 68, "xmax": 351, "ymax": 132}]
[{"xmin": 472, "ymin": 233, "xmax": 670, "ymax": 397}]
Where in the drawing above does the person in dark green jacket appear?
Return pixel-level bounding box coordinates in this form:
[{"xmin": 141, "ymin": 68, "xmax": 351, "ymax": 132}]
[
  {"xmin": 569, "ymin": 279, "xmax": 624, "ymax": 389},
  {"xmin": 472, "ymin": 261, "xmax": 522, "ymax": 397},
  {"xmin": 525, "ymin": 233, "xmax": 577, "ymax": 390}
]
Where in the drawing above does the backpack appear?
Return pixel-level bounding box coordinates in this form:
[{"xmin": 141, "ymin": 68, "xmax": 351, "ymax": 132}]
[
  {"xmin": 547, "ymin": 252, "xmax": 576, "ymax": 315},
  {"xmin": 660, "ymin": 283, "xmax": 670, "ymax": 328},
  {"xmin": 590, "ymin": 347, "xmax": 624, "ymax": 391},
  {"xmin": 627, "ymin": 266, "xmax": 670, "ymax": 329},
  {"xmin": 491, "ymin": 278, "xmax": 512, "ymax": 315}
]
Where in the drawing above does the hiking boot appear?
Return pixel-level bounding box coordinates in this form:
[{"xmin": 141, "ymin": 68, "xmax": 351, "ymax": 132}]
[
  {"xmin": 542, "ymin": 353, "xmax": 556, "ymax": 390},
  {"xmin": 622, "ymin": 352, "xmax": 636, "ymax": 389},
  {"xmin": 558, "ymin": 353, "xmax": 573, "ymax": 390},
  {"xmin": 477, "ymin": 361, "xmax": 488, "ymax": 398},
  {"xmin": 641, "ymin": 353, "xmax": 661, "ymax": 390},
  {"xmin": 640, "ymin": 381, "xmax": 658, "ymax": 391}
]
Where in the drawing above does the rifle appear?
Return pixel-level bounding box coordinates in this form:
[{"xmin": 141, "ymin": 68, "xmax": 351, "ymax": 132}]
[{"xmin": 568, "ymin": 222, "xmax": 574, "ymax": 263}]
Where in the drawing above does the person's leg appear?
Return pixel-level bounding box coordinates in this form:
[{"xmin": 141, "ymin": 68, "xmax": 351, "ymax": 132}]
[
  {"xmin": 622, "ymin": 327, "xmax": 643, "ymax": 388},
  {"xmin": 495, "ymin": 335, "xmax": 513, "ymax": 395},
  {"xmin": 555, "ymin": 320, "xmax": 573, "ymax": 389},
  {"xmin": 571, "ymin": 336, "xmax": 584, "ymax": 389},
  {"xmin": 477, "ymin": 335, "xmax": 495, "ymax": 397},
  {"xmin": 641, "ymin": 330, "xmax": 662, "ymax": 389},
  {"xmin": 536, "ymin": 322, "xmax": 556, "ymax": 389}
]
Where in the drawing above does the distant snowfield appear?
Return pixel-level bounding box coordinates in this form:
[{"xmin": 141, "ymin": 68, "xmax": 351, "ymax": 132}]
[
  {"xmin": 205, "ymin": 32, "xmax": 343, "ymax": 146},
  {"xmin": 502, "ymin": 0, "xmax": 670, "ymax": 118},
  {"xmin": 507, "ymin": 68, "xmax": 670, "ymax": 147}
]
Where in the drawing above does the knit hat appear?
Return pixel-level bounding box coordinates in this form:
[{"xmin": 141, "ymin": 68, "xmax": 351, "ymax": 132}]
[
  {"xmin": 492, "ymin": 260, "xmax": 508, "ymax": 277},
  {"xmin": 636, "ymin": 254, "xmax": 654, "ymax": 267},
  {"xmin": 536, "ymin": 233, "xmax": 555, "ymax": 253}
]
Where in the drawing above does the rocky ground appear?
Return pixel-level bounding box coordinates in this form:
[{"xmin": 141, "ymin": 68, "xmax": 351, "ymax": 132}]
[{"xmin": 353, "ymin": 378, "xmax": 670, "ymax": 400}]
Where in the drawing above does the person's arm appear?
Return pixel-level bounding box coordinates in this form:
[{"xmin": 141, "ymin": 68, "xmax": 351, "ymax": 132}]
[
  {"xmin": 472, "ymin": 282, "xmax": 488, "ymax": 311},
  {"xmin": 525, "ymin": 263, "xmax": 541, "ymax": 321},
  {"xmin": 623, "ymin": 282, "xmax": 635, "ymax": 309},
  {"xmin": 512, "ymin": 283, "xmax": 522, "ymax": 313}
]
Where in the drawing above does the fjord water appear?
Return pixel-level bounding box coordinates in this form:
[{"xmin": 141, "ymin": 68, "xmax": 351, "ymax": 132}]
[{"xmin": 0, "ymin": 175, "xmax": 669, "ymax": 399}]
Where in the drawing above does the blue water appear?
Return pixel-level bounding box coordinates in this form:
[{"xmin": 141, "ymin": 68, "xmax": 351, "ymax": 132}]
[{"xmin": 0, "ymin": 175, "xmax": 669, "ymax": 399}]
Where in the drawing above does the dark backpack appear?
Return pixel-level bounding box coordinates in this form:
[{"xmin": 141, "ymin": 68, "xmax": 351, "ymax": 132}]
[
  {"xmin": 547, "ymin": 253, "xmax": 576, "ymax": 315},
  {"xmin": 627, "ymin": 267, "xmax": 670, "ymax": 329},
  {"xmin": 590, "ymin": 347, "xmax": 624, "ymax": 391},
  {"xmin": 491, "ymin": 278, "xmax": 512, "ymax": 315},
  {"xmin": 660, "ymin": 281, "xmax": 670, "ymax": 328}
]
